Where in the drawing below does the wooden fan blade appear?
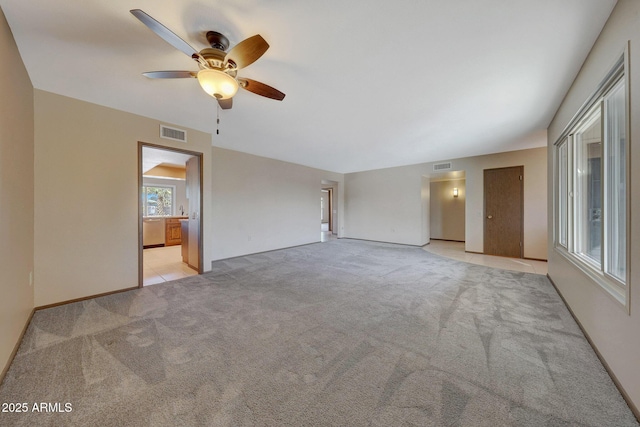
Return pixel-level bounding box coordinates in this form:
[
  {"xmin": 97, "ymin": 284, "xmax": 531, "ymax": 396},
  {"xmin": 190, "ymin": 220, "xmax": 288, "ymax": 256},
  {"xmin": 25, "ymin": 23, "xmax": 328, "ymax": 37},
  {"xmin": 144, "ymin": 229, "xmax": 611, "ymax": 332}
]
[
  {"xmin": 130, "ymin": 9, "xmax": 198, "ymax": 58},
  {"xmin": 142, "ymin": 71, "xmax": 197, "ymax": 79},
  {"xmin": 238, "ymin": 78, "xmax": 285, "ymax": 101},
  {"xmin": 218, "ymin": 98, "xmax": 233, "ymax": 110},
  {"xmin": 225, "ymin": 35, "xmax": 269, "ymax": 69}
]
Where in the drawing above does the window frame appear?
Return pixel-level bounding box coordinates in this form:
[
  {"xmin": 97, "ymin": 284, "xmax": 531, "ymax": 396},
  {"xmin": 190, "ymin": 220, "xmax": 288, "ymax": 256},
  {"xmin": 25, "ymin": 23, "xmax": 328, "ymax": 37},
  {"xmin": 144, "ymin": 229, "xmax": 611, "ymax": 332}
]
[
  {"xmin": 572, "ymin": 102, "xmax": 603, "ymax": 268},
  {"xmin": 552, "ymin": 48, "xmax": 630, "ymax": 312},
  {"xmin": 555, "ymin": 136, "xmax": 570, "ymax": 250},
  {"xmin": 142, "ymin": 184, "xmax": 176, "ymax": 217}
]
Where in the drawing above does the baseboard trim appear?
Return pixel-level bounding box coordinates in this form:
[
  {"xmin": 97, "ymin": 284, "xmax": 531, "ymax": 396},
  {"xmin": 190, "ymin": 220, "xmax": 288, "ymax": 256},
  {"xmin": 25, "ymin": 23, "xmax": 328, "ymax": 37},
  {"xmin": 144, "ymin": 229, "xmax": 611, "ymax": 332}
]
[
  {"xmin": 429, "ymin": 238, "xmax": 466, "ymax": 243},
  {"xmin": 0, "ymin": 308, "xmax": 35, "ymax": 387},
  {"xmin": 143, "ymin": 243, "xmax": 165, "ymax": 249},
  {"xmin": 211, "ymin": 241, "xmax": 324, "ymax": 263},
  {"xmin": 546, "ymin": 274, "xmax": 640, "ymax": 423},
  {"xmin": 463, "ymin": 250, "xmax": 548, "ymax": 263},
  {"xmin": 35, "ymin": 286, "xmax": 139, "ymax": 311},
  {"xmin": 341, "ymin": 237, "xmax": 423, "ymax": 248}
]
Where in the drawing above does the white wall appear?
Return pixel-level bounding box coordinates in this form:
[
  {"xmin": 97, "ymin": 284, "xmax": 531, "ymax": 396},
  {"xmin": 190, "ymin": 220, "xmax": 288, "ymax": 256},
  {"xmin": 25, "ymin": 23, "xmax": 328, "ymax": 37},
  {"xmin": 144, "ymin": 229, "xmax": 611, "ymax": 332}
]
[
  {"xmin": 430, "ymin": 179, "xmax": 466, "ymax": 241},
  {"xmin": 345, "ymin": 164, "xmax": 425, "ymax": 245},
  {"xmin": 34, "ymin": 90, "xmax": 213, "ymax": 307},
  {"xmin": 211, "ymin": 147, "xmax": 344, "ymax": 260},
  {"xmin": 345, "ymin": 144, "xmax": 547, "ymax": 259},
  {"xmin": 0, "ymin": 6, "xmax": 34, "ymax": 377},
  {"xmin": 547, "ymin": 0, "xmax": 640, "ymax": 414}
]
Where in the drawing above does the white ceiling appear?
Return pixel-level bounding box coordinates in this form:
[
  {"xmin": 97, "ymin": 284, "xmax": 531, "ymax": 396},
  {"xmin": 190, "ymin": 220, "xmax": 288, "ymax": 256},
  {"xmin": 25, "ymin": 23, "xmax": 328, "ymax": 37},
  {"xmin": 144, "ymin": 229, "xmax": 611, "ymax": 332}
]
[
  {"xmin": 142, "ymin": 146, "xmax": 194, "ymax": 174},
  {"xmin": 1, "ymin": 0, "xmax": 616, "ymax": 173}
]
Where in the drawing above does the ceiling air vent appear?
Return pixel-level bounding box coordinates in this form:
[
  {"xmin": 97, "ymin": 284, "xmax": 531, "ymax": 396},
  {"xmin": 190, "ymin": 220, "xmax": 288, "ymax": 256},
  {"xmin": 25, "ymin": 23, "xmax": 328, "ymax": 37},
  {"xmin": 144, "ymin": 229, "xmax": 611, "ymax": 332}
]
[
  {"xmin": 433, "ymin": 162, "xmax": 452, "ymax": 171},
  {"xmin": 160, "ymin": 125, "xmax": 187, "ymax": 142}
]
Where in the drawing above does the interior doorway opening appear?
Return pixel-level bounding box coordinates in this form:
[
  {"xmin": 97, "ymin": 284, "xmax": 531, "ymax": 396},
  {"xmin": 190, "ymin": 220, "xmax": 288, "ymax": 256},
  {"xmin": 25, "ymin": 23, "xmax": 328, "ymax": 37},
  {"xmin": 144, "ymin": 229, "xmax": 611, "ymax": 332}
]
[
  {"xmin": 321, "ymin": 180, "xmax": 338, "ymax": 242},
  {"xmin": 139, "ymin": 143, "xmax": 204, "ymax": 286},
  {"xmin": 428, "ymin": 171, "xmax": 466, "ymax": 243}
]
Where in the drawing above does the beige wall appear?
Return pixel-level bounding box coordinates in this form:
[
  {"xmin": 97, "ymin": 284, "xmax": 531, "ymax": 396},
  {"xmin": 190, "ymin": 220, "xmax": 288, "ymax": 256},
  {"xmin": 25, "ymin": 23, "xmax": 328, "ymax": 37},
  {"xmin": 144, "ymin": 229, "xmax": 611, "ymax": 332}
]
[
  {"xmin": 345, "ymin": 164, "xmax": 426, "ymax": 245},
  {"xmin": 547, "ymin": 0, "xmax": 640, "ymax": 413},
  {"xmin": 430, "ymin": 179, "xmax": 466, "ymax": 241},
  {"xmin": 34, "ymin": 90, "xmax": 213, "ymax": 307},
  {"xmin": 32, "ymin": 91, "xmax": 345, "ymax": 305},
  {"xmin": 211, "ymin": 147, "xmax": 344, "ymax": 260},
  {"xmin": 0, "ymin": 7, "xmax": 34, "ymax": 376},
  {"xmin": 345, "ymin": 145, "xmax": 547, "ymax": 259},
  {"xmin": 144, "ymin": 164, "xmax": 186, "ymax": 180}
]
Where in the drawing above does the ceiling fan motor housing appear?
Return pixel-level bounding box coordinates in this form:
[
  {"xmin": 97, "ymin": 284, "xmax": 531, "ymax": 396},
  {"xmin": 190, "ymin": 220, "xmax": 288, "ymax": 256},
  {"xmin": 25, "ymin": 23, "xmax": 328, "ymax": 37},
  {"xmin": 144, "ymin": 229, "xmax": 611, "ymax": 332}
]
[
  {"xmin": 206, "ymin": 31, "xmax": 229, "ymax": 51},
  {"xmin": 198, "ymin": 48, "xmax": 228, "ymax": 70}
]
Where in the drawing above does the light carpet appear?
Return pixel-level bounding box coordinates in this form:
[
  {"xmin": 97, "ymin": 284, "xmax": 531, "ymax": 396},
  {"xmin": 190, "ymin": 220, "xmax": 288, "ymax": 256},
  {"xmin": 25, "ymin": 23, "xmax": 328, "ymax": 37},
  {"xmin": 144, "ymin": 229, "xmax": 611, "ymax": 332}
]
[{"xmin": 0, "ymin": 239, "xmax": 637, "ymax": 426}]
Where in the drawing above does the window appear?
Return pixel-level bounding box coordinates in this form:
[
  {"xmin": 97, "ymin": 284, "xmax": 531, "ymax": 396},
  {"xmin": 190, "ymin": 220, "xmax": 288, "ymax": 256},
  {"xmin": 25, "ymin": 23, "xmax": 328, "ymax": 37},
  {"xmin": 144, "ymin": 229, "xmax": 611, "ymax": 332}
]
[
  {"xmin": 142, "ymin": 185, "xmax": 174, "ymax": 217},
  {"xmin": 554, "ymin": 54, "xmax": 628, "ymax": 306},
  {"xmin": 557, "ymin": 139, "xmax": 568, "ymax": 248},
  {"xmin": 574, "ymin": 104, "xmax": 602, "ymax": 265},
  {"xmin": 603, "ymin": 80, "xmax": 626, "ymax": 282}
]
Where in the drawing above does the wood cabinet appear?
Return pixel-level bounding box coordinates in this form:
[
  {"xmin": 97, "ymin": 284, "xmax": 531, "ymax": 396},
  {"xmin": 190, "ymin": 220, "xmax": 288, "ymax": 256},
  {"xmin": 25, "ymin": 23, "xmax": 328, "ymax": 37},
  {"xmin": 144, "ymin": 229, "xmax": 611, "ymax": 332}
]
[
  {"xmin": 181, "ymin": 220, "xmax": 189, "ymax": 263},
  {"xmin": 165, "ymin": 218, "xmax": 182, "ymax": 246}
]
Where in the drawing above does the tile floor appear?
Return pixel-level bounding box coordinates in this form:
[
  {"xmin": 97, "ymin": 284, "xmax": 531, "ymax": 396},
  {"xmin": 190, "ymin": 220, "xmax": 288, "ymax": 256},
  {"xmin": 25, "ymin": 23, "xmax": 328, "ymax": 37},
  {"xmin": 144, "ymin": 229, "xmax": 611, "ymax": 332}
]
[
  {"xmin": 321, "ymin": 222, "xmax": 337, "ymax": 242},
  {"xmin": 423, "ymin": 239, "xmax": 548, "ymax": 275},
  {"xmin": 143, "ymin": 245, "xmax": 198, "ymax": 286}
]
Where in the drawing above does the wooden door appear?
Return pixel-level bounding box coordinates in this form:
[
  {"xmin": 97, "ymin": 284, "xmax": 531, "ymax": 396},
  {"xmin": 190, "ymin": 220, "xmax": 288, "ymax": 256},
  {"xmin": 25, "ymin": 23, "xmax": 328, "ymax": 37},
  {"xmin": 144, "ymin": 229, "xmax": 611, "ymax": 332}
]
[
  {"xmin": 484, "ymin": 166, "xmax": 523, "ymax": 258},
  {"xmin": 186, "ymin": 156, "xmax": 201, "ymax": 271}
]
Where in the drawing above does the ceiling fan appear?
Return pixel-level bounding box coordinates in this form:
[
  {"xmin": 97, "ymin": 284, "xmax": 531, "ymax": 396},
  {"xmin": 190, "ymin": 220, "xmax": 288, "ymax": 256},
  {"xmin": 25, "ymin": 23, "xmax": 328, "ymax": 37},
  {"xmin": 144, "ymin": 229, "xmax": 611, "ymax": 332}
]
[{"xmin": 130, "ymin": 9, "xmax": 285, "ymax": 110}]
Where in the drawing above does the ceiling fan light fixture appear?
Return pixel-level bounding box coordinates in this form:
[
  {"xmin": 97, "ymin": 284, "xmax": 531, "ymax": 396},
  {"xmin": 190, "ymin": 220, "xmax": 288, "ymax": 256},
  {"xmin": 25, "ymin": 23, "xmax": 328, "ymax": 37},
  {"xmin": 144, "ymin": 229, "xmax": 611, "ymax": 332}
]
[{"xmin": 197, "ymin": 69, "xmax": 238, "ymax": 99}]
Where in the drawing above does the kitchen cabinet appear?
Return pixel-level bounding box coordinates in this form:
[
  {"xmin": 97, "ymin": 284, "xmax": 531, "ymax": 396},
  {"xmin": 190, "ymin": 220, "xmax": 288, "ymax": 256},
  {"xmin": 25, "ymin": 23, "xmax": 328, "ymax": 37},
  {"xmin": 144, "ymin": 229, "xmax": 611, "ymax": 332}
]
[
  {"xmin": 181, "ymin": 220, "xmax": 189, "ymax": 263},
  {"xmin": 165, "ymin": 218, "xmax": 183, "ymax": 246}
]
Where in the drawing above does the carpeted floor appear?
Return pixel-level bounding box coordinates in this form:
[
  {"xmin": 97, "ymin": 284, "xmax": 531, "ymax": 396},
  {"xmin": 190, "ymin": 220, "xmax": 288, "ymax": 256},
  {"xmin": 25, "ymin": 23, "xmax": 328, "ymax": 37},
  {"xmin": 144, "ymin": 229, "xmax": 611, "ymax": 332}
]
[{"xmin": 0, "ymin": 239, "xmax": 637, "ymax": 426}]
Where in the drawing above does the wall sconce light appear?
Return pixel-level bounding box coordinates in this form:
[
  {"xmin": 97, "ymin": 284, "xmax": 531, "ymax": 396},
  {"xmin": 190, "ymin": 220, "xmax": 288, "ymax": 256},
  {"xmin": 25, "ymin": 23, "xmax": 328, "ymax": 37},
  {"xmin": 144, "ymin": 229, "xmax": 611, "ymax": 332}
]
[{"xmin": 453, "ymin": 188, "xmax": 459, "ymax": 197}]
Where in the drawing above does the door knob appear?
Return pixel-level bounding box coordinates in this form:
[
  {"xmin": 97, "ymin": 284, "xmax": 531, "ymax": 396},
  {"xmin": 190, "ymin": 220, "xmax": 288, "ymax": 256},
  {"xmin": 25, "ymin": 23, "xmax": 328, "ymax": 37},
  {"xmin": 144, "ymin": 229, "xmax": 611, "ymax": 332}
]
[{"xmin": 487, "ymin": 215, "xmax": 493, "ymax": 219}]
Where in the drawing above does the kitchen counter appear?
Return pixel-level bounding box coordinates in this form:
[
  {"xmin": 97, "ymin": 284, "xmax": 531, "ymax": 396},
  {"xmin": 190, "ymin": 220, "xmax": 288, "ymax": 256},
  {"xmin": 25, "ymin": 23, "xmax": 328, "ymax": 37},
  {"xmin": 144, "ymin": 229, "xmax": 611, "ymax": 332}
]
[
  {"xmin": 143, "ymin": 216, "xmax": 188, "ymax": 220},
  {"xmin": 143, "ymin": 216, "xmax": 188, "ymax": 247}
]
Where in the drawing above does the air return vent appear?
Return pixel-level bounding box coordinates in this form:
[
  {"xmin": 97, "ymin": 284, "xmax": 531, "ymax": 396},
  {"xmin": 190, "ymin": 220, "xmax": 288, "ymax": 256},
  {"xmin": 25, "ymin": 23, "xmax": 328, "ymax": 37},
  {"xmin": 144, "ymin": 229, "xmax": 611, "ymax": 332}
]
[
  {"xmin": 160, "ymin": 125, "xmax": 187, "ymax": 142},
  {"xmin": 433, "ymin": 162, "xmax": 452, "ymax": 171}
]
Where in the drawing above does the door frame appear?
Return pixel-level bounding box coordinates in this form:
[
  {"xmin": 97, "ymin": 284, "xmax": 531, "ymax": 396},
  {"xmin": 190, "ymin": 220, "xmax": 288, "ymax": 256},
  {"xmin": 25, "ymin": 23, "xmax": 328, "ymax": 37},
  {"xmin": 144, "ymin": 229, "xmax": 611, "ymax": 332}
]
[
  {"xmin": 322, "ymin": 187, "xmax": 333, "ymax": 232},
  {"xmin": 138, "ymin": 142, "xmax": 204, "ymax": 287}
]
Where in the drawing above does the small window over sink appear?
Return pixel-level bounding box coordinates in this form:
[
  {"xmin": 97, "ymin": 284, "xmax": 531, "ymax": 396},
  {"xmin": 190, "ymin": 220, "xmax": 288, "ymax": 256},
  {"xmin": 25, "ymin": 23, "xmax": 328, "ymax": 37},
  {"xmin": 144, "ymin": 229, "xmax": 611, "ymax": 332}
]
[{"xmin": 142, "ymin": 185, "xmax": 174, "ymax": 216}]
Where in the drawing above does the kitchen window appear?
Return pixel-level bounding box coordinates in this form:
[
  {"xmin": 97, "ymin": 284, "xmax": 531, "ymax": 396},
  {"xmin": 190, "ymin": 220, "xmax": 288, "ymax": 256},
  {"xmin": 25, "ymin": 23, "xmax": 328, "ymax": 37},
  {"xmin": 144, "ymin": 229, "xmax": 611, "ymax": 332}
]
[
  {"xmin": 142, "ymin": 185, "xmax": 174, "ymax": 217},
  {"xmin": 553, "ymin": 52, "xmax": 629, "ymax": 307}
]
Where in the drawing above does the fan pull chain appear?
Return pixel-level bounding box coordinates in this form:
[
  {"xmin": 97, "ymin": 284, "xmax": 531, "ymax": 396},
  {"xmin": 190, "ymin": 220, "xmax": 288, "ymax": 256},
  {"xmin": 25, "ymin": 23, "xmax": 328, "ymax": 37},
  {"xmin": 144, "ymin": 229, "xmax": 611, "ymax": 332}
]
[{"xmin": 216, "ymin": 103, "xmax": 220, "ymax": 135}]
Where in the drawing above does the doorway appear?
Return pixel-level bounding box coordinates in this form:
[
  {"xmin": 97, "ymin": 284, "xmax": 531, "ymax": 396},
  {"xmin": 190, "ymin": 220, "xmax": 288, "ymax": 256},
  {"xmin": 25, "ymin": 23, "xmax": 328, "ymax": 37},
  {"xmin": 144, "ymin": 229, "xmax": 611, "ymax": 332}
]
[
  {"xmin": 138, "ymin": 143, "xmax": 204, "ymax": 287},
  {"xmin": 483, "ymin": 166, "xmax": 524, "ymax": 258},
  {"xmin": 320, "ymin": 189, "xmax": 332, "ymax": 242},
  {"xmin": 429, "ymin": 172, "xmax": 466, "ymax": 242},
  {"xmin": 321, "ymin": 189, "xmax": 333, "ymax": 229},
  {"xmin": 321, "ymin": 181, "xmax": 338, "ymax": 242}
]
